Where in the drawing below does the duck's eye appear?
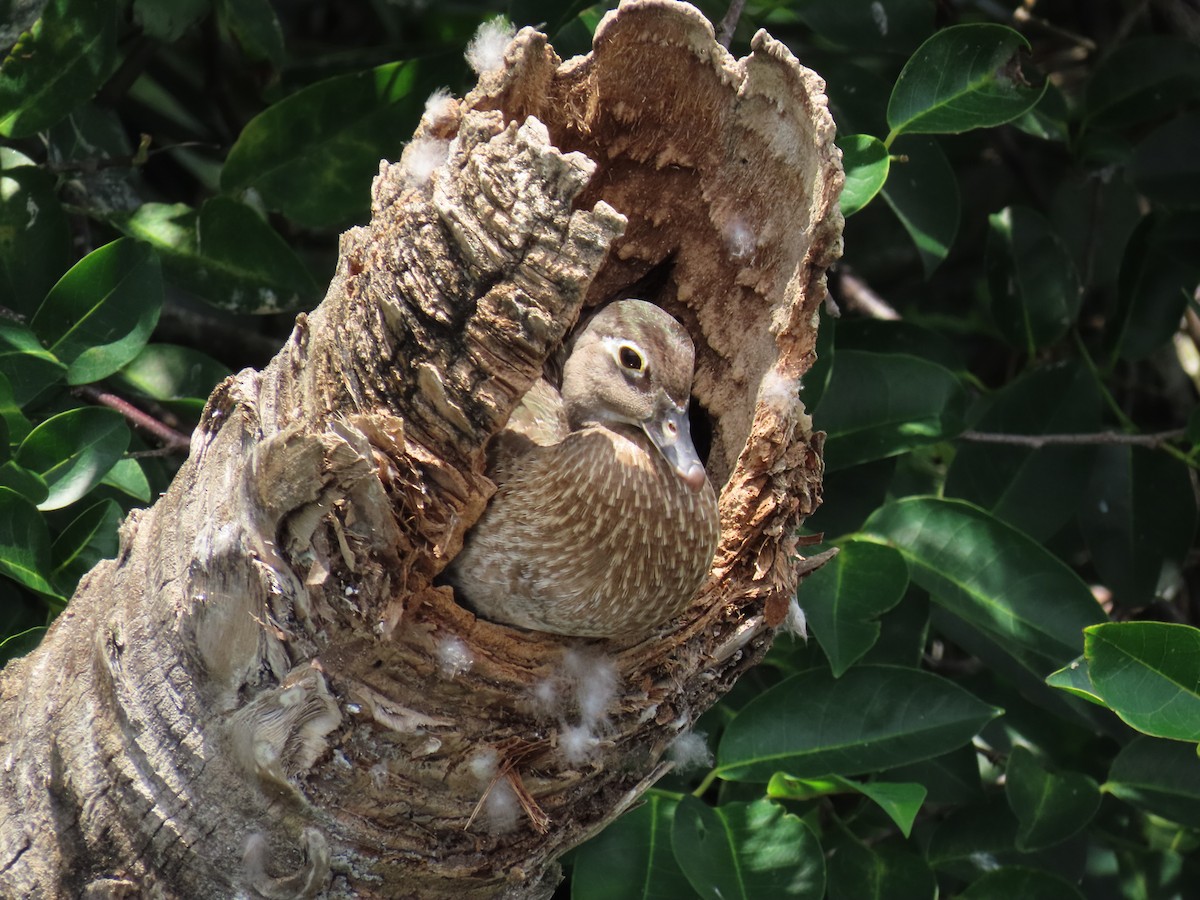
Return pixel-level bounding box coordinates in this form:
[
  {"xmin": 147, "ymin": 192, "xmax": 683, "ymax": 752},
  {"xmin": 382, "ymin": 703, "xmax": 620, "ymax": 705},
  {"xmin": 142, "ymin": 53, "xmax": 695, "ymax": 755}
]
[{"xmin": 618, "ymin": 345, "xmax": 645, "ymax": 371}]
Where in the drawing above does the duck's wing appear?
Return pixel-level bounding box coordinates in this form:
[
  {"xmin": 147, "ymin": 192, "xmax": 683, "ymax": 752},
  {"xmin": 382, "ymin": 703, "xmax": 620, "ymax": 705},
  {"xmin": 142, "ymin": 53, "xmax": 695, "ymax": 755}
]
[{"xmin": 488, "ymin": 377, "xmax": 569, "ymax": 473}]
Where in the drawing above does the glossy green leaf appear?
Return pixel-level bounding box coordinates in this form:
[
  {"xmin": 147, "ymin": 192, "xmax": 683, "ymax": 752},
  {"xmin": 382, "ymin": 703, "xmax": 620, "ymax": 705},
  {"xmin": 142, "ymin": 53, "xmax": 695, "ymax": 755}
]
[
  {"xmin": 572, "ymin": 793, "xmax": 693, "ymax": 900},
  {"xmin": 803, "ymin": 540, "xmax": 908, "ymax": 676},
  {"xmin": 1084, "ymin": 36, "xmax": 1200, "ymax": 129},
  {"xmin": 0, "ymin": 320, "xmax": 66, "ymax": 406},
  {"xmin": 1084, "ymin": 622, "xmax": 1200, "ymax": 741},
  {"xmin": 945, "ymin": 362, "xmax": 1101, "ymax": 542},
  {"xmin": 671, "ymin": 797, "xmax": 824, "ymax": 900},
  {"xmin": 133, "ymin": 0, "xmax": 210, "ymax": 41},
  {"xmin": 0, "ymin": 0, "xmax": 117, "ymax": 138},
  {"xmin": 886, "ymin": 24, "xmax": 1044, "ymax": 140},
  {"xmin": 216, "ymin": 0, "xmax": 284, "ymax": 66},
  {"xmin": 0, "ymin": 486, "xmax": 57, "ymax": 596},
  {"xmin": 960, "ymin": 867, "xmax": 1084, "ymax": 900},
  {"xmin": 1110, "ymin": 213, "xmax": 1200, "ymax": 360},
  {"xmin": 828, "ymin": 839, "xmax": 936, "ymax": 900},
  {"xmin": 986, "ymin": 206, "xmax": 1081, "ymax": 352},
  {"xmin": 1011, "ymin": 81, "xmax": 1069, "ymax": 142},
  {"xmin": 926, "ymin": 797, "xmax": 1020, "ymax": 878},
  {"xmin": 100, "ymin": 457, "xmax": 151, "ymax": 503},
  {"xmin": 1079, "ymin": 446, "xmax": 1197, "ymax": 607},
  {"xmin": 1005, "ymin": 746, "xmax": 1100, "ymax": 851},
  {"xmin": 718, "ymin": 665, "xmax": 999, "ymax": 782},
  {"xmin": 0, "ymin": 461, "xmax": 48, "ymax": 505},
  {"xmin": 114, "ymin": 343, "xmax": 230, "ymax": 414},
  {"xmin": 1045, "ymin": 657, "xmax": 1104, "ymax": 707},
  {"xmin": 1130, "ymin": 114, "xmax": 1200, "ymax": 208},
  {"xmin": 0, "ymin": 149, "xmax": 70, "ymax": 318},
  {"xmin": 793, "ymin": 0, "xmax": 934, "ymax": 54},
  {"xmin": 16, "ymin": 407, "xmax": 130, "ymax": 511},
  {"xmin": 50, "ymin": 498, "xmax": 121, "ymax": 595},
  {"xmin": 880, "ymin": 136, "xmax": 959, "ymax": 276},
  {"xmin": 222, "ymin": 59, "xmax": 449, "ymax": 227},
  {"xmin": 112, "ymin": 199, "xmax": 319, "ymax": 314},
  {"xmin": 768, "ymin": 773, "xmax": 926, "ymax": 837},
  {"xmin": 861, "ymin": 498, "xmax": 1106, "ymax": 677},
  {"xmin": 816, "ymin": 350, "xmax": 967, "ymax": 471},
  {"xmin": 838, "ymin": 135, "xmax": 890, "ymax": 216},
  {"xmin": 886, "ymin": 745, "xmax": 983, "ymax": 806},
  {"xmin": 1106, "ymin": 737, "xmax": 1200, "ymax": 828},
  {"xmin": 31, "ymin": 238, "xmax": 163, "ymax": 385}
]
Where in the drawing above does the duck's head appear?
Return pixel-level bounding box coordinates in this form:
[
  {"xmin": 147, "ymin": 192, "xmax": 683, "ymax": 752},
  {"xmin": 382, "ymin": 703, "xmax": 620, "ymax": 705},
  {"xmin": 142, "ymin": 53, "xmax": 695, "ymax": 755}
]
[{"xmin": 561, "ymin": 299, "xmax": 708, "ymax": 493}]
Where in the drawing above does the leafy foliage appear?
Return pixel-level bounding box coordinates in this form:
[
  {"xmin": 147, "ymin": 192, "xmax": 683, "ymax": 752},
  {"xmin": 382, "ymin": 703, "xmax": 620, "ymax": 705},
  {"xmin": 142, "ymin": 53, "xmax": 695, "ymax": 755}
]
[{"xmin": 1, "ymin": 1, "xmax": 1198, "ymax": 897}]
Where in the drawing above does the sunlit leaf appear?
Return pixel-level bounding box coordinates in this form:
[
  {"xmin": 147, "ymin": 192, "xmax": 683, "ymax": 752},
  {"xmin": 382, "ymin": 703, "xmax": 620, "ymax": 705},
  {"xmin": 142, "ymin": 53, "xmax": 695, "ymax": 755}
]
[
  {"xmin": 887, "ymin": 24, "xmax": 1044, "ymax": 140},
  {"xmin": 838, "ymin": 134, "xmax": 890, "ymax": 216},
  {"xmin": 1084, "ymin": 622, "xmax": 1200, "ymax": 742},
  {"xmin": 803, "ymin": 540, "xmax": 909, "ymax": 676},
  {"xmin": 16, "ymin": 407, "xmax": 130, "ymax": 511},
  {"xmin": 718, "ymin": 665, "xmax": 999, "ymax": 782},
  {"xmin": 672, "ymin": 797, "xmax": 825, "ymax": 900}
]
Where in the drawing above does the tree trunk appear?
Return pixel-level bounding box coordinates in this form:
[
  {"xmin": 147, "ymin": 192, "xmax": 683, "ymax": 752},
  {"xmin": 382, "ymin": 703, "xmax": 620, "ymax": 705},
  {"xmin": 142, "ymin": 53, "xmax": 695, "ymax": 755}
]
[{"xmin": 0, "ymin": 2, "xmax": 842, "ymax": 897}]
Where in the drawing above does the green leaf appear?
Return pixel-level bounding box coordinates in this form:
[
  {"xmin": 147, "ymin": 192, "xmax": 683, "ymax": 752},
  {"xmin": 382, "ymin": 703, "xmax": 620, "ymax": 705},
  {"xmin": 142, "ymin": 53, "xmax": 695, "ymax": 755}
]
[
  {"xmin": 50, "ymin": 498, "xmax": 121, "ymax": 595},
  {"xmin": 1005, "ymin": 746, "xmax": 1100, "ymax": 851},
  {"xmin": 1045, "ymin": 657, "xmax": 1105, "ymax": 707},
  {"xmin": 959, "ymin": 867, "xmax": 1084, "ymax": 900},
  {"xmin": 571, "ymin": 793, "xmax": 694, "ymax": 900},
  {"xmin": 828, "ymin": 839, "xmax": 936, "ymax": 900},
  {"xmin": 1106, "ymin": 736, "xmax": 1200, "ymax": 828},
  {"xmin": 861, "ymin": 498, "xmax": 1106, "ymax": 678},
  {"xmin": 1084, "ymin": 622, "xmax": 1200, "ymax": 742},
  {"xmin": 0, "ymin": 486, "xmax": 58, "ymax": 596},
  {"xmin": 1011, "ymin": 81, "xmax": 1069, "ymax": 142},
  {"xmin": 221, "ymin": 58, "xmax": 450, "ymax": 228},
  {"xmin": 0, "ymin": 0, "xmax": 118, "ymax": 138},
  {"xmin": 1130, "ymin": 114, "xmax": 1200, "ymax": 209},
  {"xmin": 113, "ymin": 343, "xmax": 230, "ymax": 415},
  {"xmin": 100, "ymin": 457, "xmax": 151, "ymax": 503},
  {"xmin": 985, "ymin": 206, "xmax": 1081, "ymax": 352},
  {"xmin": 0, "ymin": 149, "xmax": 70, "ymax": 318},
  {"xmin": 216, "ymin": 0, "xmax": 284, "ymax": 66},
  {"xmin": 945, "ymin": 362, "xmax": 1101, "ymax": 542},
  {"xmin": 838, "ymin": 135, "xmax": 890, "ymax": 216},
  {"xmin": 0, "ymin": 320, "xmax": 67, "ymax": 406},
  {"xmin": 886, "ymin": 24, "xmax": 1045, "ymax": 140},
  {"xmin": 815, "ymin": 350, "xmax": 967, "ymax": 471},
  {"xmin": 113, "ymin": 199, "xmax": 320, "ymax": 313},
  {"xmin": 880, "ymin": 136, "xmax": 959, "ymax": 276},
  {"xmin": 792, "ymin": 0, "xmax": 934, "ymax": 54},
  {"xmin": 1079, "ymin": 446, "xmax": 1197, "ymax": 606},
  {"xmin": 1110, "ymin": 213, "xmax": 1200, "ymax": 360},
  {"xmin": 717, "ymin": 665, "xmax": 1000, "ymax": 782},
  {"xmin": 0, "ymin": 369, "xmax": 28, "ymax": 449},
  {"xmin": 803, "ymin": 541, "xmax": 909, "ymax": 676},
  {"xmin": 31, "ymin": 238, "xmax": 163, "ymax": 385},
  {"xmin": 768, "ymin": 773, "xmax": 926, "ymax": 838},
  {"xmin": 0, "ymin": 460, "xmax": 48, "ymax": 505},
  {"xmin": 671, "ymin": 797, "xmax": 825, "ymax": 900},
  {"xmin": 16, "ymin": 407, "xmax": 130, "ymax": 511},
  {"xmin": 1083, "ymin": 36, "xmax": 1200, "ymax": 130},
  {"xmin": 133, "ymin": 0, "xmax": 210, "ymax": 42}
]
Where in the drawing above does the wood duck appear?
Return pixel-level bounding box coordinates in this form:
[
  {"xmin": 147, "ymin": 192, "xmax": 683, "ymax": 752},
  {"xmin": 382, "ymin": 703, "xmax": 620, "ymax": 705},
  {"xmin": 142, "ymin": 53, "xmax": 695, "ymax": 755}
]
[{"xmin": 449, "ymin": 300, "xmax": 720, "ymax": 639}]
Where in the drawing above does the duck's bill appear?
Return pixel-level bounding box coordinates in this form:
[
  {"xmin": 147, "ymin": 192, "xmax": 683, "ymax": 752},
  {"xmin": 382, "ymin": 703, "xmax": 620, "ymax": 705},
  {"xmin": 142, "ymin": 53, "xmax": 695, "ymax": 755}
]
[{"xmin": 644, "ymin": 404, "xmax": 708, "ymax": 493}]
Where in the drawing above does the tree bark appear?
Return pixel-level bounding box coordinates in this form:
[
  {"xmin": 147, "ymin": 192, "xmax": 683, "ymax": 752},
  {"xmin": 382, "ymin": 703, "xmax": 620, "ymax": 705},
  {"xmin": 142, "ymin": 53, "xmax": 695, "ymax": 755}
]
[{"xmin": 0, "ymin": 2, "xmax": 842, "ymax": 897}]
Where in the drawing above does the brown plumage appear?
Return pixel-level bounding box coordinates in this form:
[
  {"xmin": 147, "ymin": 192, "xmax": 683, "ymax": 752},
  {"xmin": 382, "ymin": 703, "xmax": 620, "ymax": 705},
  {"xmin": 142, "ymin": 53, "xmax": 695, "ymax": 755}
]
[{"xmin": 448, "ymin": 300, "xmax": 720, "ymax": 639}]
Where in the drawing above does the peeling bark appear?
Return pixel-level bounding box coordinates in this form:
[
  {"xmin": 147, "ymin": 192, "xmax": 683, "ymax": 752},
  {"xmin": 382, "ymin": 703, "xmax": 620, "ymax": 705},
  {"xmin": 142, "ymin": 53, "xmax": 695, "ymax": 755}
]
[{"xmin": 0, "ymin": 2, "xmax": 842, "ymax": 897}]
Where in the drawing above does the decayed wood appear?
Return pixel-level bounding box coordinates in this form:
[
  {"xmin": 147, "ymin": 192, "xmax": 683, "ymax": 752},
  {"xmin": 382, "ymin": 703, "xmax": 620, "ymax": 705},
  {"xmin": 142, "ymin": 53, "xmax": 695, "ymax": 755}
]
[{"xmin": 0, "ymin": 2, "xmax": 842, "ymax": 897}]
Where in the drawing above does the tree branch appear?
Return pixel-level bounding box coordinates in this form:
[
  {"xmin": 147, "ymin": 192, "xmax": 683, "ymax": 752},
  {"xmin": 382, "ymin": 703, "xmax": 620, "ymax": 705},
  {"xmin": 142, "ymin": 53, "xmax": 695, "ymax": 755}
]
[{"xmin": 961, "ymin": 428, "xmax": 1186, "ymax": 448}]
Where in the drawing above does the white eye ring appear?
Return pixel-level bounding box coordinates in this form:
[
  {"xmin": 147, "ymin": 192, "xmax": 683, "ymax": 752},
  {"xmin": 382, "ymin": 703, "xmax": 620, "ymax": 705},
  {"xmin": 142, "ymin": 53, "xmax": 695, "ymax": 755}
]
[{"xmin": 617, "ymin": 344, "xmax": 645, "ymax": 371}]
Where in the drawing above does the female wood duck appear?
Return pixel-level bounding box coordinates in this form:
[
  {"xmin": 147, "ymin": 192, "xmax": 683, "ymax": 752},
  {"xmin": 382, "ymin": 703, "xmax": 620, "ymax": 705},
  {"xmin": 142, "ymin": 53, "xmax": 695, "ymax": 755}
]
[{"xmin": 449, "ymin": 300, "xmax": 720, "ymax": 639}]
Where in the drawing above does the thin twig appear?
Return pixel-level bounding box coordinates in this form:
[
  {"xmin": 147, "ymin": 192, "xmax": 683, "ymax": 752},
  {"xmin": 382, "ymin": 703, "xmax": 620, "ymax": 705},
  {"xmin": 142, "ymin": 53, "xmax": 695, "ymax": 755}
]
[
  {"xmin": 717, "ymin": 0, "xmax": 746, "ymax": 48},
  {"xmin": 837, "ymin": 270, "xmax": 901, "ymax": 320},
  {"xmin": 960, "ymin": 429, "xmax": 1186, "ymax": 449},
  {"xmin": 74, "ymin": 385, "xmax": 191, "ymax": 450}
]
